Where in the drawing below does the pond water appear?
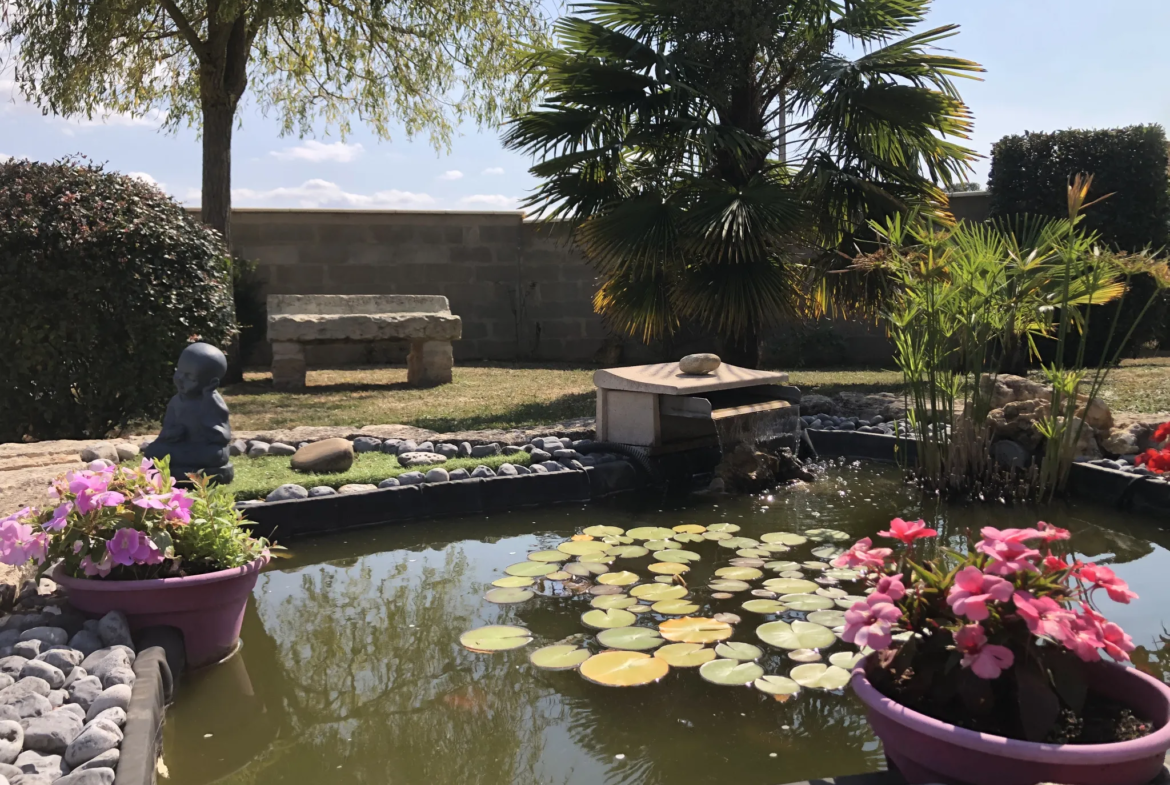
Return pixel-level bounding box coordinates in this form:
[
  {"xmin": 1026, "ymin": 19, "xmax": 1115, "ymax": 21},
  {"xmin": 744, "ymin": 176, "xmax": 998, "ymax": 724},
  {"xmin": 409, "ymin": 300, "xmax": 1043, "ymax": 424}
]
[{"xmin": 162, "ymin": 463, "xmax": 1170, "ymax": 785}]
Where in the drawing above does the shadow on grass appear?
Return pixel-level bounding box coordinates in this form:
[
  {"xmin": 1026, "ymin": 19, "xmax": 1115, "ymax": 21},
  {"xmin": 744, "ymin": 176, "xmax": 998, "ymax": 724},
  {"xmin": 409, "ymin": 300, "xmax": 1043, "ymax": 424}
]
[
  {"xmin": 224, "ymin": 378, "xmax": 419, "ymax": 397},
  {"xmin": 400, "ymin": 391, "xmax": 596, "ymax": 432}
]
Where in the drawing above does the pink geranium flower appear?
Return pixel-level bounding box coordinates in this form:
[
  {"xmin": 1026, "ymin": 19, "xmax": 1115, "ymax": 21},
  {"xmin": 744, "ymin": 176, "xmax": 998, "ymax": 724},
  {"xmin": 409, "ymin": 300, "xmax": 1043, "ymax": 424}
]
[
  {"xmin": 842, "ymin": 598, "xmax": 902, "ymax": 651},
  {"xmin": 976, "ymin": 528, "xmax": 1042, "ymax": 575},
  {"xmin": 954, "ymin": 624, "xmax": 1015, "ymax": 679},
  {"xmin": 165, "ymin": 489, "xmax": 194, "ymax": 524},
  {"xmin": 132, "ymin": 493, "xmax": 169, "ymax": 511},
  {"xmin": 871, "ymin": 574, "xmax": 906, "ymax": 603},
  {"xmin": 108, "ymin": 528, "xmax": 144, "ymax": 567},
  {"xmin": 44, "ymin": 503, "xmax": 72, "ymax": 532},
  {"xmin": 878, "ymin": 518, "xmax": 938, "ymax": 544},
  {"xmin": 947, "ymin": 566, "xmax": 1013, "ymax": 621},
  {"xmin": 80, "ymin": 554, "xmax": 112, "ymax": 578},
  {"xmin": 1037, "ymin": 521, "xmax": 1070, "ymax": 542},
  {"xmin": 832, "ymin": 538, "xmax": 892, "ymax": 571},
  {"xmin": 1076, "ymin": 563, "xmax": 1138, "ymax": 604},
  {"xmin": 1013, "ymin": 591, "xmax": 1075, "ymax": 641},
  {"xmin": 1061, "ymin": 607, "xmax": 1106, "ymax": 662}
]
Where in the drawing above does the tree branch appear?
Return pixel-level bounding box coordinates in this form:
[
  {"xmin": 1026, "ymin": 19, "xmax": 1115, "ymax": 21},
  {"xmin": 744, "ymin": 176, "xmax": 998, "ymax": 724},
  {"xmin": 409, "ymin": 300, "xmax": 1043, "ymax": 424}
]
[{"xmin": 158, "ymin": 0, "xmax": 209, "ymax": 61}]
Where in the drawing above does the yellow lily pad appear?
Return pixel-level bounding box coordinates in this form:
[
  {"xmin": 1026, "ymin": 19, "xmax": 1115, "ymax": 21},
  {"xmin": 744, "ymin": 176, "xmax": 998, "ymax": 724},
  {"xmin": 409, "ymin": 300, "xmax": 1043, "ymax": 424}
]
[
  {"xmin": 596, "ymin": 627, "xmax": 663, "ymax": 650},
  {"xmin": 484, "ymin": 587, "xmax": 534, "ymax": 604},
  {"xmin": 741, "ymin": 599, "xmax": 787, "ymax": 614},
  {"xmin": 583, "ymin": 525, "xmax": 625, "ymax": 537},
  {"xmin": 700, "ymin": 658, "xmax": 763, "ymax": 686},
  {"xmin": 631, "ymin": 583, "xmax": 688, "ymax": 601},
  {"xmin": 627, "ymin": 526, "xmax": 676, "ymax": 540},
  {"xmin": 659, "ymin": 617, "xmax": 733, "ymax": 644},
  {"xmin": 673, "ymin": 524, "xmax": 706, "ymax": 534},
  {"xmin": 757, "ymin": 620, "xmax": 836, "ymax": 650},
  {"xmin": 790, "ymin": 663, "xmax": 851, "ymax": 689},
  {"xmin": 460, "ymin": 625, "xmax": 532, "ymax": 653},
  {"xmin": 591, "ymin": 594, "xmax": 636, "ymax": 609},
  {"xmin": 648, "ymin": 562, "xmax": 690, "ymax": 575},
  {"xmin": 581, "ymin": 608, "xmax": 637, "ymax": 629},
  {"xmin": 597, "ymin": 571, "xmax": 640, "ymax": 586},
  {"xmin": 579, "ymin": 650, "xmax": 669, "ymax": 686},
  {"xmin": 651, "ymin": 599, "xmax": 700, "ymax": 615},
  {"xmin": 530, "ymin": 645, "xmax": 590, "ymax": 670},
  {"xmin": 653, "ymin": 550, "xmax": 701, "ymax": 563},
  {"xmin": 707, "ymin": 523, "xmax": 740, "ymax": 533},
  {"xmin": 754, "ymin": 675, "xmax": 800, "ymax": 695},
  {"xmin": 763, "ymin": 578, "xmax": 818, "ymax": 594},
  {"xmin": 492, "ymin": 575, "xmax": 535, "ymax": 588},
  {"xmin": 505, "ymin": 561, "xmax": 556, "ymax": 577},
  {"xmin": 654, "ymin": 642, "xmax": 715, "ymax": 667},
  {"xmin": 558, "ymin": 540, "xmax": 611, "ymax": 556},
  {"xmin": 715, "ymin": 566, "xmax": 763, "ymax": 581},
  {"xmin": 528, "ymin": 550, "xmax": 569, "ymax": 563}
]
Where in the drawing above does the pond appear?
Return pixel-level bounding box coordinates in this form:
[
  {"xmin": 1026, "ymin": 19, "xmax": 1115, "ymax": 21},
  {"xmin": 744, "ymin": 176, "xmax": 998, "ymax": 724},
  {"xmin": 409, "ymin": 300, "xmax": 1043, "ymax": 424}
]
[{"xmin": 162, "ymin": 462, "xmax": 1170, "ymax": 785}]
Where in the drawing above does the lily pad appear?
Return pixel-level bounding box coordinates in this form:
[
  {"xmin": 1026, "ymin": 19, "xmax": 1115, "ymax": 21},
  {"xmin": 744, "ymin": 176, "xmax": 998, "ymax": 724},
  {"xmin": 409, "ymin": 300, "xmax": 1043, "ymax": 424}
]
[
  {"xmin": 708, "ymin": 579, "xmax": 751, "ymax": 592},
  {"xmin": 654, "ymin": 642, "xmax": 716, "ymax": 667},
  {"xmin": 654, "ymin": 576, "xmax": 677, "ymax": 584},
  {"xmin": 629, "ymin": 604, "xmax": 652, "ymax": 614},
  {"xmin": 757, "ymin": 620, "xmax": 836, "ymax": 650},
  {"xmin": 654, "ymin": 549, "xmax": 701, "ymax": 563},
  {"xmin": 659, "ymin": 617, "xmax": 733, "ymax": 644},
  {"xmin": 715, "ymin": 642, "xmax": 763, "ymax": 661},
  {"xmin": 558, "ymin": 540, "xmax": 611, "ymax": 556},
  {"xmin": 581, "ymin": 608, "xmax": 637, "ymax": 629},
  {"xmin": 597, "ymin": 571, "xmax": 640, "ymax": 586},
  {"xmin": 729, "ymin": 558, "xmax": 765, "ymax": 568},
  {"xmin": 765, "ymin": 561, "xmax": 801, "ymax": 572},
  {"xmin": 592, "ymin": 594, "xmax": 637, "ymax": 609},
  {"xmin": 754, "ymin": 675, "xmax": 801, "ymax": 695},
  {"xmin": 588, "ymin": 584, "xmax": 625, "ymax": 596},
  {"xmin": 761, "ymin": 543, "xmax": 792, "ymax": 553},
  {"xmin": 673, "ymin": 524, "xmax": 706, "ymax": 534},
  {"xmin": 715, "ymin": 566, "xmax": 763, "ymax": 581},
  {"xmin": 673, "ymin": 533, "xmax": 705, "ymax": 544},
  {"xmin": 707, "ymin": 523, "xmax": 740, "ymax": 533},
  {"xmin": 788, "ymin": 648, "xmax": 822, "ymax": 662},
  {"xmin": 718, "ymin": 537, "xmax": 760, "ymax": 550},
  {"xmin": 778, "ymin": 571, "xmax": 807, "ymax": 580},
  {"xmin": 484, "ymin": 587, "xmax": 535, "ymax": 604},
  {"xmin": 505, "ymin": 561, "xmax": 557, "ymax": 577},
  {"xmin": 815, "ymin": 587, "xmax": 848, "ymax": 598},
  {"xmin": 702, "ymin": 531, "xmax": 732, "ymax": 541},
  {"xmin": 824, "ymin": 568, "xmax": 861, "ymax": 581},
  {"xmin": 763, "ymin": 578, "xmax": 818, "ymax": 594},
  {"xmin": 631, "ymin": 583, "xmax": 688, "ymax": 601},
  {"xmin": 627, "ymin": 526, "xmax": 677, "ymax": 540},
  {"xmin": 546, "ymin": 571, "xmax": 572, "ymax": 581},
  {"xmin": 790, "ymin": 663, "xmax": 851, "ymax": 689},
  {"xmin": 648, "ymin": 562, "xmax": 690, "ymax": 575},
  {"xmin": 460, "ymin": 625, "xmax": 532, "ymax": 653},
  {"xmin": 596, "ymin": 627, "xmax": 664, "ymax": 651},
  {"xmin": 528, "ymin": 550, "xmax": 569, "ymax": 563},
  {"xmin": 741, "ymin": 599, "xmax": 787, "ymax": 614},
  {"xmin": 829, "ymin": 651, "xmax": 864, "ymax": 670},
  {"xmin": 492, "ymin": 575, "xmax": 535, "ymax": 588},
  {"xmin": 751, "ymin": 589, "xmax": 778, "ymax": 598},
  {"xmin": 645, "ymin": 539, "xmax": 681, "ymax": 551},
  {"xmin": 761, "ymin": 532, "xmax": 807, "ymax": 546},
  {"xmin": 804, "ymin": 528, "xmax": 851, "ymax": 543},
  {"xmin": 651, "ymin": 599, "xmax": 701, "ymax": 615},
  {"xmin": 807, "ymin": 610, "xmax": 847, "ymax": 627},
  {"xmin": 811, "ymin": 545, "xmax": 843, "ymax": 559},
  {"xmin": 778, "ymin": 593, "xmax": 835, "ymax": 611},
  {"xmin": 578, "ymin": 553, "xmax": 616, "ymax": 565},
  {"xmin": 711, "ymin": 592, "xmax": 734, "ymax": 599},
  {"xmin": 802, "ymin": 561, "xmax": 829, "ymax": 571},
  {"xmin": 607, "ymin": 545, "xmax": 650, "ymax": 559},
  {"xmin": 700, "ymin": 658, "xmax": 763, "ymax": 686},
  {"xmin": 737, "ymin": 548, "xmax": 771, "ymax": 558},
  {"xmin": 713, "ymin": 612, "xmax": 741, "ymax": 625},
  {"xmin": 836, "ymin": 595, "xmax": 868, "ymax": 609},
  {"xmin": 583, "ymin": 525, "xmax": 625, "ymax": 537},
  {"xmin": 563, "ymin": 561, "xmax": 609, "ymax": 577},
  {"xmin": 530, "ymin": 645, "xmax": 591, "ymax": 670},
  {"xmin": 580, "ymin": 650, "xmax": 669, "ymax": 686}
]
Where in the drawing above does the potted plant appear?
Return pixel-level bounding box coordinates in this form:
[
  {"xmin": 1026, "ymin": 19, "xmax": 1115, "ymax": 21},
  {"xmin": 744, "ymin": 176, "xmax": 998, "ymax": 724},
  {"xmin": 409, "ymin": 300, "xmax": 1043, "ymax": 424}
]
[
  {"xmin": 837, "ymin": 518, "xmax": 1170, "ymax": 785},
  {"xmin": 0, "ymin": 458, "xmax": 273, "ymax": 668}
]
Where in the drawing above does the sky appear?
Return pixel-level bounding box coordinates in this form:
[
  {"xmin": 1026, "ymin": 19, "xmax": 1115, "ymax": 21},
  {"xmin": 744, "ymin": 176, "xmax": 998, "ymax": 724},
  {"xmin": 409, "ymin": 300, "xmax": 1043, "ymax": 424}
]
[{"xmin": 1, "ymin": 0, "xmax": 1168, "ymax": 212}]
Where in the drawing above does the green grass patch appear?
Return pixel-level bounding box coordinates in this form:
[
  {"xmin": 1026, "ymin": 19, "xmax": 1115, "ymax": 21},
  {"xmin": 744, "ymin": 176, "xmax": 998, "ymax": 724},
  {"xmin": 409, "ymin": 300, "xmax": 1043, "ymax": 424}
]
[{"xmin": 229, "ymin": 451, "xmax": 533, "ymax": 501}]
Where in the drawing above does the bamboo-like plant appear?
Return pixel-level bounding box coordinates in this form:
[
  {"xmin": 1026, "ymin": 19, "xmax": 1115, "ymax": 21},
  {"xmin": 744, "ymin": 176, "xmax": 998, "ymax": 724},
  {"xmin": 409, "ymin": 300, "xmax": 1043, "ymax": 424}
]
[{"xmin": 855, "ymin": 177, "xmax": 1170, "ymax": 500}]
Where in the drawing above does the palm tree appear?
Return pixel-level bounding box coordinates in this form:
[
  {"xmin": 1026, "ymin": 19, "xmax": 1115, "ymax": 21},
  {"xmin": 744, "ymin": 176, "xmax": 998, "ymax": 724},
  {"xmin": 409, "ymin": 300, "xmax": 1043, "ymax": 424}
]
[{"xmin": 505, "ymin": 0, "xmax": 983, "ymax": 367}]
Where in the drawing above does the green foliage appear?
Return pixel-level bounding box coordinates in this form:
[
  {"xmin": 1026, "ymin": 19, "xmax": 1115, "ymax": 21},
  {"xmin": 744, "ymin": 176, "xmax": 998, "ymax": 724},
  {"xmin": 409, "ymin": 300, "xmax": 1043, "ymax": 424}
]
[
  {"xmin": 506, "ymin": 0, "xmax": 982, "ymax": 363},
  {"xmin": 989, "ymin": 125, "xmax": 1170, "ymax": 252},
  {"xmin": 762, "ymin": 322, "xmax": 850, "ymax": 369},
  {"xmin": 231, "ymin": 257, "xmax": 267, "ymax": 365},
  {"xmin": 0, "ymin": 157, "xmax": 235, "ymax": 442},
  {"xmin": 173, "ymin": 475, "xmax": 271, "ymax": 573}
]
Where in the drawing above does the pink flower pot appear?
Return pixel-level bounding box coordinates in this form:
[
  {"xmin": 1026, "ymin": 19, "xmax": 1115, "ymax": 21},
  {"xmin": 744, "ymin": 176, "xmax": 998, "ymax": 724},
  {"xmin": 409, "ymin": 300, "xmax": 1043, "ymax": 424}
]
[
  {"xmin": 55, "ymin": 556, "xmax": 269, "ymax": 669},
  {"xmin": 851, "ymin": 656, "xmax": 1170, "ymax": 785}
]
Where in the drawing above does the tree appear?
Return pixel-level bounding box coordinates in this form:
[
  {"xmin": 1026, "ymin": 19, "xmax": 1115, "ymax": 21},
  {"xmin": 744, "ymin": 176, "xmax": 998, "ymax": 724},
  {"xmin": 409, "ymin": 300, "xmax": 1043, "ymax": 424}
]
[
  {"xmin": 3, "ymin": 0, "xmax": 550, "ymax": 247},
  {"xmin": 504, "ymin": 0, "xmax": 982, "ymax": 367}
]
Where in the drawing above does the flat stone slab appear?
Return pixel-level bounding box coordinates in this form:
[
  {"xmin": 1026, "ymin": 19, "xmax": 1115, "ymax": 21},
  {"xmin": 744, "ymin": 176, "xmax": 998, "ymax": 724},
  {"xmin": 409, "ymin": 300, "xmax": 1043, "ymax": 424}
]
[
  {"xmin": 594, "ymin": 362, "xmax": 788, "ymax": 396},
  {"xmin": 268, "ymin": 294, "xmax": 451, "ymax": 315},
  {"xmin": 268, "ymin": 313, "xmax": 461, "ymax": 343},
  {"xmin": 397, "ymin": 452, "xmax": 448, "ymax": 468}
]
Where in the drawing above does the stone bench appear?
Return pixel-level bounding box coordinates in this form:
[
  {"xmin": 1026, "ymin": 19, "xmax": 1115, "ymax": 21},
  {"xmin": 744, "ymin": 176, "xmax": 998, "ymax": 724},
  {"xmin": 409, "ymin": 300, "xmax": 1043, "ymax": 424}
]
[{"xmin": 267, "ymin": 295, "xmax": 462, "ymax": 389}]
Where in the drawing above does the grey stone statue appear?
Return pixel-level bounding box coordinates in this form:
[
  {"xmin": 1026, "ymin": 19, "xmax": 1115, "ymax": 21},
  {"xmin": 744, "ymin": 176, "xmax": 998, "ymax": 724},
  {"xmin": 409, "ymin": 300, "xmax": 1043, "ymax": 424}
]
[{"xmin": 144, "ymin": 342, "xmax": 234, "ymax": 483}]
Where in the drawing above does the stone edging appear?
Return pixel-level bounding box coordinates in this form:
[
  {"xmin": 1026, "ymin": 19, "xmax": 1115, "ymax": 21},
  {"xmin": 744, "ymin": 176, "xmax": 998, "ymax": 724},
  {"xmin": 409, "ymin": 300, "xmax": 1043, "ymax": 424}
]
[
  {"xmin": 114, "ymin": 627, "xmax": 183, "ymax": 785},
  {"xmin": 805, "ymin": 430, "xmax": 1170, "ymax": 517}
]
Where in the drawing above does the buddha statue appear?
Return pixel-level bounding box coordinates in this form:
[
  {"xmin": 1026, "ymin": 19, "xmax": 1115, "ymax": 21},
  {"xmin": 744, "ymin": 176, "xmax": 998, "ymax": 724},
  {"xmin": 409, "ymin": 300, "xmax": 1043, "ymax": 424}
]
[{"xmin": 144, "ymin": 342, "xmax": 234, "ymax": 484}]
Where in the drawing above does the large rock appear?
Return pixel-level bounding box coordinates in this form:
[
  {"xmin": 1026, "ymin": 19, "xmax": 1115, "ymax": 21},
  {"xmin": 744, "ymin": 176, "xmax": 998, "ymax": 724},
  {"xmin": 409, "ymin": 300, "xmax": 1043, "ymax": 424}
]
[
  {"xmin": 290, "ymin": 438, "xmax": 355, "ymax": 473},
  {"xmin": 678, "ymin": 353, "xmax": 721, "ymax": 375},
  {"xmin": 265, "ymin": 484, "xmax": 308, "ymax": 503},
  {"xmin": 66, "ymin": 633, "xmax": 101, "ymax": 659},
  {"xmin": 34, "ymin": 651, "xmax": 80, "ymax": 674},
  {"xmin": 0, "ymin": 678, "xmax": 49, "ymax": 701},
  {"xmin": 78, "ymin": 445, "xmax": 118, "ymax": 463},
  {"xmin": 17, "ymin": 630, "xmax": 66, "ymax": 648},
  {"xmin": 73, "ymin": 748, "xmax": 118, "ymax": 771},
  {"xmin": 14, "ymin": 750, "xmax": 64, "ymax": 779},
  {"xmin": 470, "ymin": 443, "xmax": 500, "ymax": 458},
  {"xmin": 0, "ymin": 720, "xmax": 21, "ymax": 763},
  {"xmin": 21, "ymin": 711, "xmax": 81, "ymax": 754},
  {"xmin": 64, "ymin": 719, "xmax": 122, "ymax": 767},
  {"xmin": 95, "ymin": 616, "xmax": 131, "ymax": 651},
  {"xmin": 833, "ymin": 392, "xmax": 907, "ymax": 421},
  {"xmin": 799, "ymin": 394, "xmax": 834, "ymax": 416},
  {"xmin": 64, "ymin": 677, "xmax": 102, "ymax": 712},
  {"xmin": 396, "ymin": 452, "xmax": 448, "ymax": 468},
  {"xmin": 1102, "ymin": 418, "xmax": 1166, "ymax": 456},
  {"xmin": 337, "ymin": 484, "xmax": 377, "ymax": 494},
  {"xmin": 54, "ymin": 768, "xmax": 116, "ymax": 785},
  {"xmin": 83, "ymin": 686, "xmax": 130, "ymax": 722},
  {"xmin": 988, "ymin": 399, "xmax": 1049, "ymax": 450},
  {"xmin": 18, "ymin": 663, "xmax": 62, "ymax": 691}
]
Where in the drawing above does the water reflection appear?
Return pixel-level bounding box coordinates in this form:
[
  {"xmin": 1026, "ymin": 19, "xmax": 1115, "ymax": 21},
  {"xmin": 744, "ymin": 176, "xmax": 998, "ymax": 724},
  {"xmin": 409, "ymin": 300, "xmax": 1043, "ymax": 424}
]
[{"xmin": 162, "ymin": 463, "xmax": 1170, "ymax": 785}]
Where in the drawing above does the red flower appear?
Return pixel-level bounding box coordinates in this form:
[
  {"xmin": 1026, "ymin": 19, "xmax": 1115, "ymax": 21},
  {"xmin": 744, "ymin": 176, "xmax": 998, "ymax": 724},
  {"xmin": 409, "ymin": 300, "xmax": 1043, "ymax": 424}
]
[
  {"xmin": 1136, "ymin": 448, "xmax": 1170, "ymax": 474},
  {"xmin": 1154, "ymin": 421, "xmax": 1170, "ymax": 444},
  {"xmin": 877, "ymin": 517, "xmax": 938, "ymax": 544}
]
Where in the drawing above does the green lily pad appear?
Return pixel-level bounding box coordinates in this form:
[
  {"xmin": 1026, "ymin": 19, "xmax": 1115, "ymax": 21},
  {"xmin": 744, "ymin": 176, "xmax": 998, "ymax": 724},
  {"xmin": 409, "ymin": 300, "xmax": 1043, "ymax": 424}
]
[
  {"xmin": 811, "ymin": 546, "xmax": 843, "ymax": 559},
  {"xmin": 558, "ymin": 540, "xmax": 611, "ymax": 556},
  {"xmin": 583, "ymin": 525, "xmax": 625, "ymax": 537},
  {"xmin": 673, "ymin": 524, "xmax": 707, "ymax": 534},
  {"xmin": 754, "ymin": 675, "xmax": 801, "ymax": 695},
  {"xmin": 596, "ymin": 627, "xmax": 664, "ymax": 651},
  {"xmin": 702, "ymin": 531, "xmax": 732, "ymax": 541},
  {"xmin": 607, "ymin": 545, "xmax": 650, "ymax": 559},
  {"xmin": 627, "ymin": 526, "xmax": 676, "ymax": 540},
  {"xmin": 715, "ymin": 642, "xmax": 762, "ymax": 661},
  {"xmin": 829, "ymin": 651, "xmax": 864, "ymax": 670},
  {"xmin": 673, "ymin": 532, "xmax": 705, "ymax": 544},
  {"xmin": 718, "ymin": 537, "xmax": 760, "ymax": 550},
  {"xmin": 778, "ymin": 571, "xmax": 806, "ymax": 579},
  {"xmin": 578, "ymin": 553, "xmax": 616, "ymax": 565},
  {"xmin": 836, "ymin": 595, "xmax": 868, "ymax": 609},
  {"xmin": 816, "ymin": 587, "xmax": 848, "ymax": 598},
  {"xmin": 788, "ymin": 648, "xmax": 822, "ymax": 662},
  {"xmin": 760, "ymin": 543, "xmax": 792, "ymax": 553},
  {"xmin": 757, "ymin": 620, "xmax": 836, "ymax": 650},
  {"xmin": 648, "ymin": 562, "xmax": 690, "ymax": 575},
  {"xmin": 790, "ymin": 663, "xmax": 851, "ymax": 689},
  {"xmin": 804, "ymin": 528, "xmax": 851, "ymax": 543},
  {"xmin": 824, "ymin": 568, "xmax": 861, "ymax": 581},
  {"xmin": 530, "ymin": 645, "xmax": 591, "ymax": 670},
  {"xmin": 597, "ymin": 570, "xmax": 640, "ymax": 586},
  {"xmin": 631, "ymin": 583, "xmax": 688, "ymax": 601},
  {"xmin": 715, "ymin": 566, "xmax": 763, "ymax": 581},
  {"xmin": 763, "ymin": 578, "xmax": 818, "ymax": 594},
  {"xmin": 484, "ymin": 587, "xmax": 535, "ymax": 604},
  {"xmin": 778, "ymin": 593, "xmax": 835, "ymax": 611},
  {"xmin": 654, "ymin": 575, "xmax": 677, "ymax": 584},
  {"xmin": 604, "ymin": 535, "xmax": 635, "ymax": 545},
  {"xmin": 654, "ymin": 642, "xmax": 715, "ymax": 667},
  {"xmin": 546, "ymin": 571, "xmax": 572, "ymax": 581},
  {"xmin": 741, "ymin": 599, "xmax": 787, "ymax": 614},
  {"xmin": 654, "ymin": 550, "xmax": 701, "ymax": 563},
  {"xmin": 652, "ymin": 599, "xmax": 701, "ymax": 615},
  {"xmin": 505, "ymin": 561, "xmax": 557, "ymax": 577},
  {"xmin": 644, "ymin": 539, "xmax": 681, "ymax": 551},
  {"xmin": 492, "ymin": 575, "xmax": 535, "ymax": 588},
  {"xmin": 581, "ymin": 608, "xmax": 637, "ymax": 629},
  {"xmin": 528, "ymin": 550, "xmax": 570, "ymax": 563},
  {"xmin": 708, "ymin": 579, "xmax": 751, "ymax": 592},
  {"xmin": 730, "ymin": 558, "xmax": 766, "ymax": 567},
  {"xmin": 737, "ymin": 548, "xmax": 770, "ymax": 558},
  {"xmin": 765, "ymin": 561, "xmax": 801, "ymax": 572},
  {"xmin": 563, "ymin": 561, "xmax": 609, "ymax": 577},
  {"xmin": 591, "ymin": 594, "xmax": 636, "ymax": 609},
  {"xmin": 802, "ymin": 561, "xmax": 829, "ymax": 571},
  {"xmin": 629, "ymin": 604, "xmax": 652, "ymax": 614},
  {"xmin": 807, "ymin": 610, "xmax": 847, "ymax": 627},
  {"xmin": 460, "ymin": 625, "xmax": 532, "ymax": 653},
  {"xmin": 761, "ymin": 532, "xmax": 807, "ymax": 545},
  {"xmin": 699, "ymin": 658, "xmax": 763, "ymax": 686},
  {"xmin": 707, "ymin": 523, "xmax": 740, "ymax": 533}
]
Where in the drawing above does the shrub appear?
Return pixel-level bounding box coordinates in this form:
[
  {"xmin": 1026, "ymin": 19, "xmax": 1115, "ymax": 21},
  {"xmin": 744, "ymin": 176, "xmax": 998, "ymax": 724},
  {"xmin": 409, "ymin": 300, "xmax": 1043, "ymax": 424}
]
[{"xmin": 0, "ymin": 158, "xmax": 236, "ymax": 441}]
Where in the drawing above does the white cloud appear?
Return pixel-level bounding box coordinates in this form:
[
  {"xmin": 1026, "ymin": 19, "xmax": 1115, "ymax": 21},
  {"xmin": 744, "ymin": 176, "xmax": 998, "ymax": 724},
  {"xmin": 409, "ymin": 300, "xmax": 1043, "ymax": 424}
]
[
  {"xmin": 127, "ymin": 171, "xmax": 166, "ymax": 191},
  {"xmin": 183, "ymin": 188, "xmax": 202, "ymax": 205},
  {"xmin": 0, "ymin": 154, "xmax": 9, "ymax": 163},
  {"xmin": 438, "ymin": 170, "xmax": 464, "ymax": 181},
  {"xmin": 270, "ymin": 140, "xmax": 365, "ymax": 164},
  {"xmin": 481, "ymin": 167, "xmax": 505, "ymax": 176},
  {"xmin": 458, "ymin": 194, "xmax": 519, "ymax": 210},
  {"xmin": 231, "ymin": 179, "xmax": 437, "ymax": 209}
]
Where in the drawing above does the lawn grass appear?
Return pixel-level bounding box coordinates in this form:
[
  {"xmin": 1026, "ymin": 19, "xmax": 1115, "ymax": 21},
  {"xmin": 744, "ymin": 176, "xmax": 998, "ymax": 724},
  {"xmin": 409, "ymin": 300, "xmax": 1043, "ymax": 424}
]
[
  {"xmin": 220, "ymin": 357, "xmax": 1170, "ymax": 437},
  {"xmin": 230, "ymin": 451, "xmax": 533, "ymax": 500}
]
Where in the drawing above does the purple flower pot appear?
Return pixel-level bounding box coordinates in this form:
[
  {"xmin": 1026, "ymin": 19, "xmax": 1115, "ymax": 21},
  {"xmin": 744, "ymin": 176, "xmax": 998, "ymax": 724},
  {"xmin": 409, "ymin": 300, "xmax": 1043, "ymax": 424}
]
[
  {"xmin": 851, "ymin": 655, "xmax": 1170, "ymax": 785},
  {"xmin": 55, "ymin": 556, "xmax": 269, "ymax": 669}
]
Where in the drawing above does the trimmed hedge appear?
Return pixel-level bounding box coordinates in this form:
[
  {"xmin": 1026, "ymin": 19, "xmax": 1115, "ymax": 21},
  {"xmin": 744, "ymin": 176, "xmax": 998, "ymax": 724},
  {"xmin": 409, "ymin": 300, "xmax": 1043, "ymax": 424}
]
[
  {"xmin": 0, "ymin": 158, "xmax": 236, "ymax": 442},
  {"xmin": 988, "ymin": 125, "xmax": 1170, "ymax": 252}
]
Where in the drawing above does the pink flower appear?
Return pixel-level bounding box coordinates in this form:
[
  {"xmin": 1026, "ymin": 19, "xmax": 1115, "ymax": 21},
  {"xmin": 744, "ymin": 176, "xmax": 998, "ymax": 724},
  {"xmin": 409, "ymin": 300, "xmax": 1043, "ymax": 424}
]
[
  {"xmin": 131, "ymin": 494, "xmax": 169, "ymax": 510},
  {"xmin": 878, "ymin": 518, "xmax": 937, "ymax": 544},
  {"xmin": 165, "ymin": 489, "xmax": 194, "ymax": 524},
  {"xmin": 954, "ymin": 624, "xmax": 1015, "ymax": 679},
  {"xmin": 1013, "ymin": 591, "xmax": 1075, "ymax": 641},
  {"xmin": 832, "ymin": 538, "xmax": 892, "ymax": 571},
  {"xmin": 44, "ymin": 503, "xmax": 73, "ymax": 531},
  {"xmin": 871, "ymin": 574, "xmax": 906, "ymax": 603},
  {"xmin": 1037, "ymin": 521, "xmax": 1070, "ymax": 542},
  {"xmin": 842, "ymin": 598, "xmax": 902, "ymax": 651},
  {"xmin": 0, "ymin": 519, "xmax": 48, "ymax": 565},
  {"xmin": 1042, "ymin": 552, "xmax": 1069, "ymax": 572},
  {"xmin": 80, "ymin": 554, "xmax": 112, "ymax": 578},
  {"xmin": 1062, "ymin": 608, "xmax": 1106, "ymax": 662},
  {"xmin": 1100, "ymin": 621, "xmax": 1135, "ymax": 662},
  {"xmin": 108, "ymin": 528, "xmax": 143, "ymax": 567},
  {"xmin": 946, "ymin": 566, "xmax": 1013, "ymax": 621},
  {"xmin": 1076, "ymin": 563, "xmax": 1138, "ymax": 604},
  {"xmin": 976, "ymin": 528, "xmax": 1042, "ymax": 575}
]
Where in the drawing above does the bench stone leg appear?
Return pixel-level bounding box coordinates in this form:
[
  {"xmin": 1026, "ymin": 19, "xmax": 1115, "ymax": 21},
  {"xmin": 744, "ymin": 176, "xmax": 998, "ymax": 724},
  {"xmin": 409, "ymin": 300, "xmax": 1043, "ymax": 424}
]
[
  {"xmin": 271, "ymin": 342, "xmax": 307, "ymax": 390},
  {"xmin": 407, "ymin": 340, "xmax": 453, "ymax": 386}
]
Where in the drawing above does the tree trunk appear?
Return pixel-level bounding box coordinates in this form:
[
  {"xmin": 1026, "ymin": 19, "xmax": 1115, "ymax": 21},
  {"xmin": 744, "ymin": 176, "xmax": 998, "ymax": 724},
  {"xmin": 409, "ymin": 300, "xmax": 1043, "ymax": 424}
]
[
  {"xmin": 200, "ymin": 99, "xmax": 235, "ymax": 249},
  {"xmin": 722, "ymin": 323, "xmax": 761, "ymax": 369}
]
